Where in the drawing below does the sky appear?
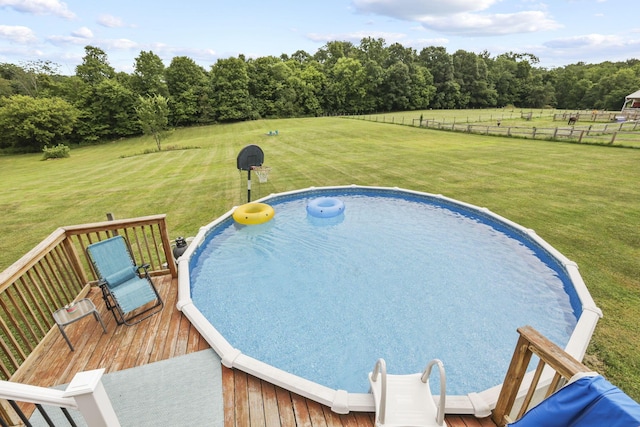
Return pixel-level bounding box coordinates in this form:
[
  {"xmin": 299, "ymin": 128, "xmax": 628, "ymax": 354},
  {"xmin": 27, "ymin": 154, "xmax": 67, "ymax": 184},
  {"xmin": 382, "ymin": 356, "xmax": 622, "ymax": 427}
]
[{"xmin": 0, "ymin": 0, "xmax": 639, "ymax": 75}]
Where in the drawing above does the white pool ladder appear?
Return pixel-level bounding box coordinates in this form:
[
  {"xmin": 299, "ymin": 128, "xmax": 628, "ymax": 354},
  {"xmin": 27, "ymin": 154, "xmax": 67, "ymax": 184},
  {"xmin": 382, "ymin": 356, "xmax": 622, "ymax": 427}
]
[{"xmin": 368, "ymin": 358, "xmax": 446, "ymax": 427}]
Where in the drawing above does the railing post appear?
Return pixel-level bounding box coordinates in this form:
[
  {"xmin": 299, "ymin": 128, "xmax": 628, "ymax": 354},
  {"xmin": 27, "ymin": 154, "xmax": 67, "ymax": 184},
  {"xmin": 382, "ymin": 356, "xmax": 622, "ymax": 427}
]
[
  {"xmin": 63, "ymin": 369, "xmax": 121, "ymax": 427},
  {"xmin": 61, "ymin": 236, "xmax": 89, "ymax": 286},
  {"xmin": 157, "ymin": 216, "xmax": 177, "ymax": 278},
  {"xmin": 492, "ymin": 331, "xmax": 534, "ymax": 426}
]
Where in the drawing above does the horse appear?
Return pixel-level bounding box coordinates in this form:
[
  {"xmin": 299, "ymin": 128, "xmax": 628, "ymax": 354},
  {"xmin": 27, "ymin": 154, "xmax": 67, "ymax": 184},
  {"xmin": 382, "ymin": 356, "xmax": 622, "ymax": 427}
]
[{"xmin": 568, "ymin": 116, "xmax": 577, "ymax": 125}]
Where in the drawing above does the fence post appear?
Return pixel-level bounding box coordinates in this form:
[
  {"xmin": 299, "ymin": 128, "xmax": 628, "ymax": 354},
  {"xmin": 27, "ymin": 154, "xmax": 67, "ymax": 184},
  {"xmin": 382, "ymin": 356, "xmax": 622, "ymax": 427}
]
[
  {"xmin": 578, "ymin": 130, "xmax": 585, "ymax": 143},
  {"xmin": 63, "ymin": 369, "xmax": 121, "ymax": 427},
  {"xmin": 610, "ymin": 132, "xmax": 617, "ymax": 145}
]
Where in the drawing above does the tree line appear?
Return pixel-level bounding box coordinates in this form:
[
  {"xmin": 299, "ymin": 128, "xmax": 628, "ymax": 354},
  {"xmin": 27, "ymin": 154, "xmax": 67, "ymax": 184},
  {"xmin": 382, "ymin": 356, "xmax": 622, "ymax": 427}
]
[{"xmin": 1, "ymin": 38, "xmax": 639, "ymax": 152}]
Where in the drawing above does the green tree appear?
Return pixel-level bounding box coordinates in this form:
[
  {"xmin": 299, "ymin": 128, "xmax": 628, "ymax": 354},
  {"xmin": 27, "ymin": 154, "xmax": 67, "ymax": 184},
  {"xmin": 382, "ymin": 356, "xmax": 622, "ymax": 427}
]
[
  {"xmin": 407, "ymin": 64, "xmax": 435, "ymax": 110},
  {"xmin": 324, "ymin": 57, "xmax": 367, "ymax": 113},
  {"xmin": 75, "ymin": 46, "xmax": 115, "ymax": 85},
  {"xmin": 136, "ymin": 95, "xmax": 170, "ymax": 151},
  {"xmin": 0, "ymin": 63, "xmax": 23, "ymax": 96},
  {"xmin": 354, "ymin": 38, "xmax": 388, "ymax": 112},
  {"xmin": 314, "ymin": 41, "xmax": 356, "ymax": 67},
  {"xmin": 385, "ymin": 43, "xmax": 416, "ymax": 67},
  {"xmin": 356, "ymin": 37, "xmax": 389, "ymax": 66},
  {"xmin": 73, "ymin": 78, "xmax": 138, "ymax": 142},
  {"xmin": 130, "ymin": 51, "xmax": 169, "ymax": 98},
  {"xmin": 596, "ymin": 68, "xmax": 640, "ymax": 111},
  {"xmin": 290, "ymin": 50, "xmax": 312, "ymax": 64},
  {"xmin": 452, "ymin": 50, "xmax": 497, "ymax": 108},
  {"xmin": 248, "ymin": 56, "xmax": 298, "ymax": 118},
  {"xmin": 165, "ymin": 56, "xmax": 209, "ymax": 126},
  {"xmin": 1, "ymin": 60, "xmax": 60, "ymax": 97},
  {"xmin": 379, "ymin": 62, "xmax": 412, "ymax": 111},
  {"xmin": 0, "ymin": 95, "xmax": 78, "ymax": 151},
  {"xmin": 487, "ymin": 54, "xmax": 520, "ymax": 107},
  {"xmin": 71, "ymin": 47, "xmax": 141, "ymax": 142},
  {"xmin": 418, "ymin": 46, "xmax": 461, "ymax": 109},
  {"xmin": 289, "ymin": 61, "xmax": 325, "ymax": 116},
  {"xmin": 209, "ymin": 56, "xmax": 255, "ymax": 122}
]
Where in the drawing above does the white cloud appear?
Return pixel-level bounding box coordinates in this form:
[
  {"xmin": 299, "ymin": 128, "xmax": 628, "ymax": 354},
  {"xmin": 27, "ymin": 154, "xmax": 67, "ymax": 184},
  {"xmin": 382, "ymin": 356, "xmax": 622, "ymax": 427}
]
[
  {"xmin": 352, "ymin": 0, "xmax": 497, "ymax": 20},
  {"xmin": 0, "ymin": 25, "xmax": 37, "ymax": 43},
  {"xmin": 100, "ymin": 38, "xmax": 138, "ymax": 50},
  {"xmin": 545, "ymin": 33, "xmax": 627, "ymax": 49},
  {"xmin": 46, "ymin": 34, "xmax": 87, "ymax": 46},
  {"xmin": 352, "ymin": 0, "xmax": 561, "ymax": 37},
  {"xmin": 420, "ymin": 11, "xmax": 562, "ymax": 36},
  {"xmin": 97, "ymin": 14, "xmax": 126, "ymax": 28},
  {"xmin": 157, "ymin": 46, "xmax": 217, "ymax": 62},
  {"xmin": 307, "ymin": 30, "xmax": 408, "ymax": 44},
  {"xmin": 0, "ymin": 0, "xmax": 75, "ymax": 19},
  {"xmin": 71, "ymin": 26, "xmax": 93, "ymax": 39},
  {"xmin": 539, "ymin": 33, "xmax": 640, "ymax": 66},
  {"xmin": 413, "ymin": 37, "xmax": 450, "ymax": 46}
]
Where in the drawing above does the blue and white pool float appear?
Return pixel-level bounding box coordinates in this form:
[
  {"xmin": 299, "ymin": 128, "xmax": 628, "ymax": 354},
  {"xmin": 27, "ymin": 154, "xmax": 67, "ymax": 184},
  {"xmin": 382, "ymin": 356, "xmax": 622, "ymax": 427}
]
[{"xmin": 306, "ymin": 197, "xmax": 345, "ymax": 218}]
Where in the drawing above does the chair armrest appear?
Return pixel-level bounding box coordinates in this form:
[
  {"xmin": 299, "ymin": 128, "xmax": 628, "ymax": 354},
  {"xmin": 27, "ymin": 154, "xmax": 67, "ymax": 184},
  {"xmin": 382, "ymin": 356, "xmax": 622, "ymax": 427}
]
[{"xmin": 136, "ymin": 264, "xmax": 151, "ymax": 274}]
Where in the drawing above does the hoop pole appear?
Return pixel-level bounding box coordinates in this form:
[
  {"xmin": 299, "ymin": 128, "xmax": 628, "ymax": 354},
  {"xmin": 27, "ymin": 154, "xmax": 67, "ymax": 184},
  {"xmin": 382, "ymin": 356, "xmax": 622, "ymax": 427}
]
[{"xmin": 247, "ymin": 169, "xmax": 252, "ymax": 202}]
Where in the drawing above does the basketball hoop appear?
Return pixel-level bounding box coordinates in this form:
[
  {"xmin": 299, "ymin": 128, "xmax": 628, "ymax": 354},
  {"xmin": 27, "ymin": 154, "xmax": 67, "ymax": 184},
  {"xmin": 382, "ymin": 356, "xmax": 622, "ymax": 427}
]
[{"xmin": 251, "ymin": 165, "xmax": 271, "ymax": 183}]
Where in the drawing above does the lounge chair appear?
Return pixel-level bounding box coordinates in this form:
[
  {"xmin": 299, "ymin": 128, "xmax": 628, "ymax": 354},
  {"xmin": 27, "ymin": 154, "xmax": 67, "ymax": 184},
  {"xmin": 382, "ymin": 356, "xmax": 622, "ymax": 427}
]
[
  {"xmin": 368, "ymin": 358, "xmax": 446, "ymax": 426},
  {"xmin": 86, "ymin": 235, "xmax": 163, "ymax": 326}
]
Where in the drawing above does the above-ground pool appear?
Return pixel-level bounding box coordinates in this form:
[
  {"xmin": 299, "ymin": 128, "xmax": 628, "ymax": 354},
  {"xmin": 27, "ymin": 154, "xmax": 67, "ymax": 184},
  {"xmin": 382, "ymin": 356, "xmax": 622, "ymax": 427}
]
[{"xmin": 177, "ymin": 186, "xmax": 601, "ymax": 415}]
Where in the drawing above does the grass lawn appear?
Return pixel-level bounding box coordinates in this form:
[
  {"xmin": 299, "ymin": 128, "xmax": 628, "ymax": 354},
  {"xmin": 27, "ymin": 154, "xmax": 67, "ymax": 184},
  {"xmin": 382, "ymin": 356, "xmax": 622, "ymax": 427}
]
[{"xmin": 1, "ymin": 115, "xmax": 639, "ymax": 400}]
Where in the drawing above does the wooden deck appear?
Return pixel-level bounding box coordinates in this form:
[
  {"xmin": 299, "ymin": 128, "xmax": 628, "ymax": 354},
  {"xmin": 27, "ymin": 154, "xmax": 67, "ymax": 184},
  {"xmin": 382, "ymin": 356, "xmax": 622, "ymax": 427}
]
[{"xmin": 10, "ymin": 275, "xmax": 496, "ymax": 426}]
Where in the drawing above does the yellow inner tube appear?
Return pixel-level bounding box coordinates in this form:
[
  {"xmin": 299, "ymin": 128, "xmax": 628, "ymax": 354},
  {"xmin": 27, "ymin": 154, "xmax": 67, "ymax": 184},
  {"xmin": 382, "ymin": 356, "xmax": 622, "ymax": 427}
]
[{"xmin": 232, "ymin": 203, "xmax": 275, "ymax": 225}]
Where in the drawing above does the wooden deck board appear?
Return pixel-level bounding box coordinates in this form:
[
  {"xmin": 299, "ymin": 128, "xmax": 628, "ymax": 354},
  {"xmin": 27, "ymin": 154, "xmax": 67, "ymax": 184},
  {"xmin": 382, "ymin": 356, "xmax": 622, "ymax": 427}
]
[{"xmin": 9, "ymin": 275, "xmax": 495, "ymax": 426}]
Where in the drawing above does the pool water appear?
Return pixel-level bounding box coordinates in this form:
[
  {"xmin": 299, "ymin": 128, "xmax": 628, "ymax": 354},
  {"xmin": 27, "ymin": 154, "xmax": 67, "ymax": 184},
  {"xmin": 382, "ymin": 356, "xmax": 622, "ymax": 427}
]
[{"xmin": 190, "ymin": 191, "xmax": 579, "ymax": 395}]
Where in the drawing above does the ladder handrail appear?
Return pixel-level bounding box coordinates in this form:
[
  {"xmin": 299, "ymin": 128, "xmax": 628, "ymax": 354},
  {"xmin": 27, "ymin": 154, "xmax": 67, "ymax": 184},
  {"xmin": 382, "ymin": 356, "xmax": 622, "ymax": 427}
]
[
  {"xmin": 370, "ymin": 358, "xmax": 388, "ymax": 422},
  {"xmin": 422, "ymin": 359, "xmax": 446, "ymax": 426}
]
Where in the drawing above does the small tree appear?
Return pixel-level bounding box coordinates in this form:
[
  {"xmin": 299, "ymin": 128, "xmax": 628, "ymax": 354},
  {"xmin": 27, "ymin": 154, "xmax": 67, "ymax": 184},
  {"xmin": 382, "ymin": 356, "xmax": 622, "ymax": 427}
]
[{"xmin": 135, "ymin": 95, "xmax": 170, "ymax": 151}]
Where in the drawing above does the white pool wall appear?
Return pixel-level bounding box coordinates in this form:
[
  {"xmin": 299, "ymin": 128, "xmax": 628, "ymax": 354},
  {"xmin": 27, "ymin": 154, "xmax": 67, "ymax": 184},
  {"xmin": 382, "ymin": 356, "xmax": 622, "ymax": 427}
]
[{"xmin": 176, "ymin": 185, "xmax": 601, "ymax": 416}]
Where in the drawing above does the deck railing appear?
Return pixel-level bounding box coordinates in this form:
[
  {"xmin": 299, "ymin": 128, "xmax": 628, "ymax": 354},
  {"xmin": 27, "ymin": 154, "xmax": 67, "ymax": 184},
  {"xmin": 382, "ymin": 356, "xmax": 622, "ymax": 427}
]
[
  {"xmin": 0, "ymin": 214, "xmax": 175, "ymax": 382},
  {"xmin": 1, "ymin": 369, "xmax": 120, "ymax": 426},
  {"xmin": 491, "ymin": 325, "xmax": 591, "ymax": 426},
  {"xmin": 0, "ymin": 214, "xmax": 175, "ymax": 424}
]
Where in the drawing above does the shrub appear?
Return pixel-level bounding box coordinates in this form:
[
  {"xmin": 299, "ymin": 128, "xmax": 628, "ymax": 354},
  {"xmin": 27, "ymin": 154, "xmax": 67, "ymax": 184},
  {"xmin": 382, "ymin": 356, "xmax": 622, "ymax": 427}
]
[{"xmin": 42, "ymin": 144, "xmax": 70, "ymax": 160}]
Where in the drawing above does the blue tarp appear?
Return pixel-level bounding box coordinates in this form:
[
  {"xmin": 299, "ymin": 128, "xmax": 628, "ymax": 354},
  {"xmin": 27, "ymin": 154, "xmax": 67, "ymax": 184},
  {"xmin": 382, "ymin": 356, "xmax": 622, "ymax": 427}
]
[{"xmin": 509, "ymin": 375, "xmax": 640, "ymax": 427}]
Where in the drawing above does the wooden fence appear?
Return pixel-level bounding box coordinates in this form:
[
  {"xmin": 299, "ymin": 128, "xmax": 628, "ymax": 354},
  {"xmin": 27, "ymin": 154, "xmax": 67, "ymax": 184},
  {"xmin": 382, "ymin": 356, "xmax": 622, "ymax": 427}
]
[
  {"xmin": 553, "ymin": 111, "xmax": 640, "ymax": 122},
  {"xmin": 346, "ymin": 114, "xmax": 640, "ymax": 148},
  {"xmin": 414, "ymin": 121, "xmax": 640, "ymax": 147},
  {"xmin": 0, "ymin": 214, "xmax": 175, "ymax": 382}
]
